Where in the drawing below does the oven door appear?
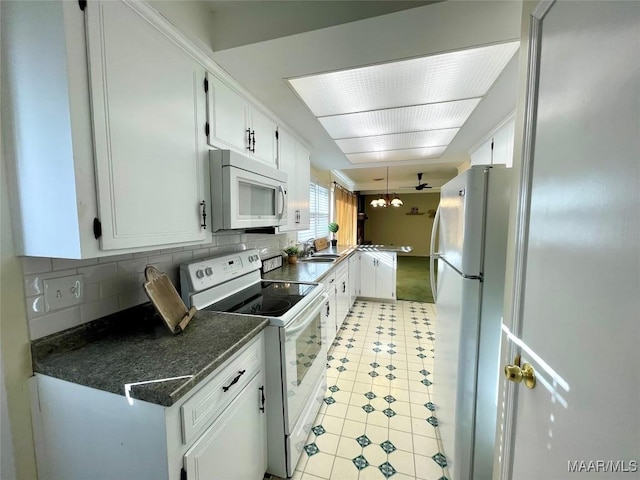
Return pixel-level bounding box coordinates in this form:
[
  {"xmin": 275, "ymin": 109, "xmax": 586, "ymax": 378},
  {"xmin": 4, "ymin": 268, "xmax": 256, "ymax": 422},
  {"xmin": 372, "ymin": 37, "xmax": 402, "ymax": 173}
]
[
  {"xmin": 281, "ymin": 292, "xmax": 328, "ymax": 432},
  {"xmin": 224, "ymin": 165, "xmax": 287, "ymax": 229}
]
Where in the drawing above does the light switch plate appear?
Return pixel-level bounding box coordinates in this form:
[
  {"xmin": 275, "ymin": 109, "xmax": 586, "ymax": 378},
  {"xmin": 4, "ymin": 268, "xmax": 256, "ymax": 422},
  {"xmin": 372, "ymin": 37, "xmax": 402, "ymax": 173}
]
[{"xmin": 43, "ymin": 274, "xmax": 84, "ymax": 312}]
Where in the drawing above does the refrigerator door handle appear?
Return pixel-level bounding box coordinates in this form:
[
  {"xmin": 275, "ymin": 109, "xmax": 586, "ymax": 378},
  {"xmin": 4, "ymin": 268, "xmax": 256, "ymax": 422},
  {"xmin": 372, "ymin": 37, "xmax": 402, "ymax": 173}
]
[{"xmin": 430, "ymin": 205, "xmax": 441, "ymax": 302}]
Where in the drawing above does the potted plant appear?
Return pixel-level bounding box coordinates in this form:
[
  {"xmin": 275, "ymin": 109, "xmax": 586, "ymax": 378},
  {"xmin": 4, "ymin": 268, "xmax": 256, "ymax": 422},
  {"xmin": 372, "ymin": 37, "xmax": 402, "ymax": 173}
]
[
  {"xmin": 283, "ymin": 245, "xmax": 301, "ymax": 264},
  {"xmin": 328, "ymin": 222, "xmax": 339, "ymax": 247}
]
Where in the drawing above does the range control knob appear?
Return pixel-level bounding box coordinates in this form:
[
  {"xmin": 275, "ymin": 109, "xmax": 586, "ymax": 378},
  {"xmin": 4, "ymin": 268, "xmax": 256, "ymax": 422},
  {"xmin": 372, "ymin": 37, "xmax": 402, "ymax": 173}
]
[
  {"xmin": 195, "ymin": 269, "xmax": 205, "ymax": 279},
  {"xmin": 205, "ymin": 267, "xmax": 213, "ymax": 276}
]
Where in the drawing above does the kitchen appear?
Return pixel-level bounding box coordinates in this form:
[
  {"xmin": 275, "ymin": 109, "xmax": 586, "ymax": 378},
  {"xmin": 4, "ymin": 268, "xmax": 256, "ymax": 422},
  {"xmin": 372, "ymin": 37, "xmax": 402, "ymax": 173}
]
[{"xmin": 1, "ymin": 1, "xmax": 638, "ymax": 480}]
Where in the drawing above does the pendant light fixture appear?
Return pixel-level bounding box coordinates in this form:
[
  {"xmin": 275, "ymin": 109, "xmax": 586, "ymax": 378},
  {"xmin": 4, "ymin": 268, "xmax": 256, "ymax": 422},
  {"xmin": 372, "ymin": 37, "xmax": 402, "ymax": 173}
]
[{"xmin": 370, "ymin": 167, "xmax": 403, "ymax": 208}]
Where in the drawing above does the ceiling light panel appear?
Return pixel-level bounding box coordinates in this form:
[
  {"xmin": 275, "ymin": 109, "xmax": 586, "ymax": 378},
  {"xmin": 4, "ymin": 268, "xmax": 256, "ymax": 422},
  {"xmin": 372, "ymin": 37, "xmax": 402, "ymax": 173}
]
[
  {"xmin": 335, "ymin": 129, "xmax": 459, "ymax": 154},
  {"xmin": 319, "ymin": 98, "xmax": 480, "ymax": 139},
  {"xmin": 346, "ymin": 146, "xmax": 447, "ymax": 164},
  {"xmin": 288, "ymin": 41, "xmax": 519, "ymax": 117}
]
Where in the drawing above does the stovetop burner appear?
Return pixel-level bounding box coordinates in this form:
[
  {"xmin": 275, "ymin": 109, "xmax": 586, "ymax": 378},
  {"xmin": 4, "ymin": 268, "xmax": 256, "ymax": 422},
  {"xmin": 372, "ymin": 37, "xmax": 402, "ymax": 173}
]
[{"xmin": 203, "ymin": 281, "xmax": 317, "ymax": 317}]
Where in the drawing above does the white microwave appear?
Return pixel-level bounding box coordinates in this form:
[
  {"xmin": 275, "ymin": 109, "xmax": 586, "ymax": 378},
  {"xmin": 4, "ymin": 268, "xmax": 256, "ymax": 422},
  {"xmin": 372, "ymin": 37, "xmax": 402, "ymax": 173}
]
[{"xmin": 209, "ymin": 150, "xmax": 287, "ymax": 231}]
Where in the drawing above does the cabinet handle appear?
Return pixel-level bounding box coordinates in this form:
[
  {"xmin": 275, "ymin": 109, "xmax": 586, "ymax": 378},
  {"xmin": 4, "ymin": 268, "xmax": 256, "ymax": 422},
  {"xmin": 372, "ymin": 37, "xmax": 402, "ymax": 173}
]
[
  {"xmin": 259, "ymin": 386, "xmax": 266, "ymax": 413},
  {"xmin": 342, "ymin": 281, "xmax": 346, "ymax": 293},
  {"xmin": 251, "ymin": 130, "xmax": 256, "ymax": 153},
  {"xmin": 246, "ymin": 129, "xmax": 252, "ymax": 151},
  {"xmin": 326, "ymin": 301, "xmax": 330, "ymax": 317},
  {"xmin": 222, "ymin": 370, "xmax": 246, "ymax": 392},
  {"xmin": 200, "ymin": 200, "xmax": 207, "ymax": 230}
]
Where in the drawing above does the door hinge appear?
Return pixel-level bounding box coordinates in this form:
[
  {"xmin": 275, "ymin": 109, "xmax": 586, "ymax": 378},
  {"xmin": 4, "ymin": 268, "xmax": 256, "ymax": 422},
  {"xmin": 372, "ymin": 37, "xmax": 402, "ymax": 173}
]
[
  {"xmin": 93, "ymin": 218, "xmax": 102, "ymax": 239},
  {"xmin": 203, "ymin": 77, "xmax": 209, "ymax": 93},
  {"xmin": 180, "ymin": 467, "xmax": 187, "ymax": 480},
  {"xmin": 205, "ymin": 122, "xmax": 210, "ymax": 136},
  {"xmin": 78, "ymin": 0, "xmax": 87, "ymax": 11}
]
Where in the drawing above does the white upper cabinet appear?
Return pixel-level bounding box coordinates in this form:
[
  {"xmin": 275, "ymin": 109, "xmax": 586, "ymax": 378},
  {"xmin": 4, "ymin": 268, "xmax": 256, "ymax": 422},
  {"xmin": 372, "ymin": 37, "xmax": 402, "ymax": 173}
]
[
  {"xmin": 86, "ymin": 1, "xmax": 209, "ymax": 250},
  {"xmin": 3, "ymin": 0, "xmax": 211, "ymax": 258},
  {"xmin": 206, "ymin": 73, "xmax": 278, "ymax": 166},
  {"xmin": 470, "ymin": 116, "xmax": 515, "ymax": 168},
  {"xmin": 277, "ymin": 128, "xmax": 310, "ymax": 232},
  {"xmin": 206, "ymin": 74, "xmax": 249, "ymax": 153},
  {"xmin": 249, "ymin": 107, "xmax": 279, "ymax": 166},
  {"xmin": 4, "ymin": 0, "xmax": 306, "ymax": 258}
]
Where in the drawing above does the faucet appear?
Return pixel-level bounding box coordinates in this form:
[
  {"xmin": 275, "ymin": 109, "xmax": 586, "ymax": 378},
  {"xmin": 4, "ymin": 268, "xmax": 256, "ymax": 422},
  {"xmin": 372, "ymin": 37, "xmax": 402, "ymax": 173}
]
[{"xmin": 303, "ymin": 239, "xmax": 315, "ymax": 257}]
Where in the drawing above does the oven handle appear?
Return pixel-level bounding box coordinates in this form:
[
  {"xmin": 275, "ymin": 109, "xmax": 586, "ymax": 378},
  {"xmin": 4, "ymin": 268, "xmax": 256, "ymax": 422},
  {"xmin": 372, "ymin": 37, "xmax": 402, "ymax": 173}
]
[{"xmin": 285, "ymin": 291, "xmax": 328, "ymax": 334}]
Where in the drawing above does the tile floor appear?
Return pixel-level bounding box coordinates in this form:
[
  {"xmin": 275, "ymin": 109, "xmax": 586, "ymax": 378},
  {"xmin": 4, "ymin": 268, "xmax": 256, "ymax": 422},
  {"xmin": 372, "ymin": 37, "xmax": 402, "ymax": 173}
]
[{"xmin": 292, "ymin": 300, "xmax": 449, "ymax": 480}]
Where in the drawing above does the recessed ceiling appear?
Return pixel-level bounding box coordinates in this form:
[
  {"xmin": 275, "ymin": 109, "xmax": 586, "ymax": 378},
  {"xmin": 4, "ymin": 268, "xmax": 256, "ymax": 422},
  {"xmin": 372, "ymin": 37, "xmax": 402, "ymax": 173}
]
[
  {"xmin": 288, "ymin": 41, "xmax": 519, "ymax": 165},
  {"xmin": 205, "ymin": 1, "xmax": 523, "ymax": 190}
]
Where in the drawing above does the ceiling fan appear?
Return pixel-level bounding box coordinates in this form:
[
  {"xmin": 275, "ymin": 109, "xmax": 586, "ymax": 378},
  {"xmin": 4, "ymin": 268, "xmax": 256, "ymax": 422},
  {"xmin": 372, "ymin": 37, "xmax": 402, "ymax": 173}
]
[{"xmin": 407, "ymin": 173, "xmax": 432, "ymax": 190}]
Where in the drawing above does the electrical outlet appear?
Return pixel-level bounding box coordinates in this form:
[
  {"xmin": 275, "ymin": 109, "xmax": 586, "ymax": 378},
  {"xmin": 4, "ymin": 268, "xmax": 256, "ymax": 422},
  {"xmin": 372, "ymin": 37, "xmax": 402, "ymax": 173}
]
[{"xmin": 43, "ymin": 275, "xmax": 84, "ymax": 312}]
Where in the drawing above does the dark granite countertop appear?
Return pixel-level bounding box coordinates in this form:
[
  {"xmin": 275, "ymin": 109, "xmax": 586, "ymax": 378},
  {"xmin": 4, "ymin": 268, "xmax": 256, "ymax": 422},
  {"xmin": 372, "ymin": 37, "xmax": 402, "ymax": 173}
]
[
  {"xmin": 263, "ymin": 245, "xmax": 412, "ymax": 283},
  {"xmin": 31, "ymin": 304, "xmax": 269, "ymax": 407}
]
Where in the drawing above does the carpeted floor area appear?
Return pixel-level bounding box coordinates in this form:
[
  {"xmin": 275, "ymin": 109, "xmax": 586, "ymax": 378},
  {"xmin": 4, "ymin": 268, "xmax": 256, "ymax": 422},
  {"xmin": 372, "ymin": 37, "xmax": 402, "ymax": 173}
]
[{"xmin": 396, "ymin": 257, "xmax": 434, "ymax": 304}]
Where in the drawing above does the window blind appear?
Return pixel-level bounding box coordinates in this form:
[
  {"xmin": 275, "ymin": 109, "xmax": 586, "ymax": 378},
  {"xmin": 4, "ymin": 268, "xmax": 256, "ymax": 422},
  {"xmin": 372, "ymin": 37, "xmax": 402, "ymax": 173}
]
[{"xmin": 297, "ymin": 182, "xmax": 329, "ymax": 242}]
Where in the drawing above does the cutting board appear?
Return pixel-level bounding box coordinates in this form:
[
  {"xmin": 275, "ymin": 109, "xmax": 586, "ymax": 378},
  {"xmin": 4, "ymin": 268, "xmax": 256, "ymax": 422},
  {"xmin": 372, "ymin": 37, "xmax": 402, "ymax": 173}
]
[
  {"xmin": 314, "ymin": 238, "xmax": 329, "ymax": 251},
  {"xmin": 143, "ymin": 266, "xmax": 196, "ymax": 334}
]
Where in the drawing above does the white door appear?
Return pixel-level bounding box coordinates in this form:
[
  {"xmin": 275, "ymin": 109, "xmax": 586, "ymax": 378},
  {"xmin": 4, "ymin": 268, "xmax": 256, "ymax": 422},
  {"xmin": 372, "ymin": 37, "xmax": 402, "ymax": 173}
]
[
  {"xmin": 375, "ymin": 251, "xmax": 397, "ymax": 301},
  {"xmin": 359, "ymin": 252, "xmax": 378, "ymax": 298},
  {"xmin": 249, "ymin": 107, "xmax": 278, "ymax": 166},
  {"xmin": 206, "ymin": 74, "xmax": 248, "ymax": 152},
  {"xmin": 184, "ymin": 374, "xmax": 266, "ymax": 480},
  {"xmin": 496, "ymin": 2, "xmax": 640, "ymax": 479},
  {"xmin": 86, "ymin": 1, "xmax": 208, "ymax": 250},
  {"xmin": 295, "ymin": 142, "xmax": 311, "ymax": 229}
]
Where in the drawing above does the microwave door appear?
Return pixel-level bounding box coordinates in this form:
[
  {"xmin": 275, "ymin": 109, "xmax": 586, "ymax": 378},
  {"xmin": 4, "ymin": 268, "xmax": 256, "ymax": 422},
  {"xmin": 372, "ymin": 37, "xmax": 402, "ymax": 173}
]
[{"xmin": 224, "ymin": 166, "xmax": 285, "ymax": 229}]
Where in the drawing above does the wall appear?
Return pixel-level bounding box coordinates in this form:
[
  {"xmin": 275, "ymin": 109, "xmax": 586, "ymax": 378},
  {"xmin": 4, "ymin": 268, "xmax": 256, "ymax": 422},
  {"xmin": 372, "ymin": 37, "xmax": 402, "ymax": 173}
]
[
  {"xmin": 22, "ymin": 233, "xmax": 289, "ymax": 340},
  {"xmin": 363, "ymin": 192, "xmax": 440, "ymax": 256},
  {"xmin": 1, "ymin": 2, "xmax": 37, "ymax": 475}
]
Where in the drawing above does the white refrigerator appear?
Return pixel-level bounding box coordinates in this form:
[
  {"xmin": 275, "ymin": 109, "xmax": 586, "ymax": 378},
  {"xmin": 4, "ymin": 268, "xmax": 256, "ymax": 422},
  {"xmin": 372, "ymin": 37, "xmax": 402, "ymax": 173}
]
[{"xmin": 430, "ymin": 165, "xmax": 512, "ymax": 480}]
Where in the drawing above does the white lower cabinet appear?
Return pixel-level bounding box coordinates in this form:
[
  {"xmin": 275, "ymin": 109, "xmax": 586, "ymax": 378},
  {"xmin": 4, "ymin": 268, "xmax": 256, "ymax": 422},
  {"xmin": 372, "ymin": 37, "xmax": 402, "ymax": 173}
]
[
  {"xmin": 348, "ymin": 252, "xmax": 361, "ymax": 307},
  {"xmin": 184, "ymin": 374, "xmax": 266, "ymax": 480},
  {"xmin": 335, "ymin": 263, "xmax": 350, "ymax": 331},
  {"xmin": 359, "ymin": 251, "xmax": 397, "ymax": 302},
  {"xmin": 31, "ymin": 334, "xmax": 266, "ymax": 480},
  {"xmin": 321, "ymin": 272, "xmax": 337, "ymax": 348}
]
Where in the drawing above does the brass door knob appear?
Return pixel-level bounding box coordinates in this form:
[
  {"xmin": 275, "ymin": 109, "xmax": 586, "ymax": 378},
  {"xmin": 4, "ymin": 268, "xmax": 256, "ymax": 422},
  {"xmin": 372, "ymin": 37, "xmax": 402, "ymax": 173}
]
[{"xmin": 504, "ymin": 355, "xmax": 536, "ymax": 389}]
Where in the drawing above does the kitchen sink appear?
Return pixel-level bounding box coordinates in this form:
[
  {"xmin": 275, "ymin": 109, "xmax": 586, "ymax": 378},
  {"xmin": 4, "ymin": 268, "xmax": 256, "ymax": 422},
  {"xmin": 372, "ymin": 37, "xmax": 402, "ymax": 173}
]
[
  {"xmin": 299, "ymin": 257, "xmax": 337, "ymax": 263},
  {"xmin": 311, "ymin": 253, "xmax": 341, "ymax": 258}
]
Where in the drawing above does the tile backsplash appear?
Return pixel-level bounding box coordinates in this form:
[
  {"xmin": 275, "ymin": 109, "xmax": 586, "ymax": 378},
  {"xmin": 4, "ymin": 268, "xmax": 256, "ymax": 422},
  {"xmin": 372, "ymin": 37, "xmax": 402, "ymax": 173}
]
[{"xmin": 22, "ymin": 232, "xmax": 293, "ymax": 340}]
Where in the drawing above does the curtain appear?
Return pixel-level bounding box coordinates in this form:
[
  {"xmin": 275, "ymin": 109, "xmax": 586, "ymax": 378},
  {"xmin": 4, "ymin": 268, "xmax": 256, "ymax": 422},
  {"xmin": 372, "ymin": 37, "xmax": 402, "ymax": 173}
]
[{"xmin": 334, "ymin": 184, "xmax": 357, "ymax": 245}]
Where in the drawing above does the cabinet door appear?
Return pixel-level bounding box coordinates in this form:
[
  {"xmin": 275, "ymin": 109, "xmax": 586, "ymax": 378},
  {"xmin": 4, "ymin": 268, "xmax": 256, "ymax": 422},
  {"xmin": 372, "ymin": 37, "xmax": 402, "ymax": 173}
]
[
  {"xmin": 295, "ymin": 142, "xmax": 311, "ymax": 229},
  {"xmin": 492, "ymin": 118, "xmax": 515, "ymax": 167},
  {"xmin": 277, "ymin": 130, "xmax": 298, "ymax": 231},
  {"xmin": 86, "ymin": 1, "xmax": 208, "ymax": 250},
  {"xmin": 470, "ymin": 137, "xmax": 493, "ymax": 166},
  {"xmin": 349, "ymin": 253, "xmax": 360, "ymax": 306},
  {"xmin": 207, "ymin": 74, "xmax": 249, "ymax": 152},
  {"xmin": 359, "ymin": 252, "xmax": 377, "ymax": 298},
  {"xmin": 250, "ymin": 108, "xmax": 278, "ymax": 166},
  {"xmin": 337, "ymin": 273, "xmax": 349, "ymax": 329},
  {"xmin": 375, "ymin": 252, "xmax": 397, "ymax": 301},
  {"xmin": 184, "ymin": 374, "xmax": 266, "ymax": 480}
]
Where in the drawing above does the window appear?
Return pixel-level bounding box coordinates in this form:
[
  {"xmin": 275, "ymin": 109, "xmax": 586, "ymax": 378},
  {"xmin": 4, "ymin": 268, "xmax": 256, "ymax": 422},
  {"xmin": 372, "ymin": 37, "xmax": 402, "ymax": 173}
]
[{"xmin": 297, "ymin": 182, "xmax": 329, "ymax": 242}]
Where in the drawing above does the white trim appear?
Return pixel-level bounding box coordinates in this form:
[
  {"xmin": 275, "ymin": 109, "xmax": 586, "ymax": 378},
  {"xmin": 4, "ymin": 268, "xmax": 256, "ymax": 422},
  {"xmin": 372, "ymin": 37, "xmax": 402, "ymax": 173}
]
[{"xmin": 498, "ymin": 3, "xmax": 553, "ymax": 479}]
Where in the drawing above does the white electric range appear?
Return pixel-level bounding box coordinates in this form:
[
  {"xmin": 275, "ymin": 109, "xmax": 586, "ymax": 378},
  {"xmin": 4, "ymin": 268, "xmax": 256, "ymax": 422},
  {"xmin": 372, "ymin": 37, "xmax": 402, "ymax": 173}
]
[{"xmin": 180, "ymin": 250, "xmax": 328, "ymax": 478}]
